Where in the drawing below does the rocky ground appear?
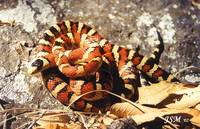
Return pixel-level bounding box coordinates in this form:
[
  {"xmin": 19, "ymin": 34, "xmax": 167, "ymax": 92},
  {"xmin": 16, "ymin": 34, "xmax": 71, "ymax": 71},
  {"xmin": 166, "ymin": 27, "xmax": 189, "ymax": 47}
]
[{"xmin": 0, "ymin": 0, "xmax": 200, "ymax": 127}]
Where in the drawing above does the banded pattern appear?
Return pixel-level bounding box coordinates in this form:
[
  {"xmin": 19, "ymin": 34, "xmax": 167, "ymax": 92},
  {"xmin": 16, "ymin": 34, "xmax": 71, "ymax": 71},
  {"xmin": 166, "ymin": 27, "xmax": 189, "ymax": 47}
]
[{"xmin": 28, "ymin": 20, "xmax": 179, "ymax": 111}]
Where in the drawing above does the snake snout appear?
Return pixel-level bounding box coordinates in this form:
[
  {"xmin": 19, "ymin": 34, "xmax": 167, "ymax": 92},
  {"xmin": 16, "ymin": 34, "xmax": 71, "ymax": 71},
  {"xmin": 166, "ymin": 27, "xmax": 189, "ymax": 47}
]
[
  {"xmin": 32, "ymin": 59, "xmax": 44, "ymax": 68},
  {"xmin": 28, "ymin": 59, "xmax": 44, "ymax": 74}
]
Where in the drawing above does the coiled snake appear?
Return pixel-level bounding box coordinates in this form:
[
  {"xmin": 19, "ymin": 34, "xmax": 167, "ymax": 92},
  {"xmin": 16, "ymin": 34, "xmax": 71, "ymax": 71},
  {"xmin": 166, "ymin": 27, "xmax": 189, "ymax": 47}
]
[{"xmin": 28, "ymin": 20, "xmax": 179, "ymax": 112}]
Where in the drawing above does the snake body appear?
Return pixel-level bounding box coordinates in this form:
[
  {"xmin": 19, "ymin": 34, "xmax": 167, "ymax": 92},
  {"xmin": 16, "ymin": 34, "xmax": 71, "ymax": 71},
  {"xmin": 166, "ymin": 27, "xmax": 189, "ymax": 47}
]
[{"xmin": 28, "ymin": 20, "xmax": 179, "ymax": 111}]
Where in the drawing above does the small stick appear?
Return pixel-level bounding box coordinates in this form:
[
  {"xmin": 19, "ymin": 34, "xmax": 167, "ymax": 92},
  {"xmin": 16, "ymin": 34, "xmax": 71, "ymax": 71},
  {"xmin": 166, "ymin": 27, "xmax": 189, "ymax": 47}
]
[
  {"xmin": 27, "ymin": 110, "xmax": 46, "ymax": 129},
  {"xmin": 174, "ymin": 66, "xmax": 200, "ymax": 77},
  {"xmin": 76, "ymin": 112, "xmax": 89, "ymax": 129}
]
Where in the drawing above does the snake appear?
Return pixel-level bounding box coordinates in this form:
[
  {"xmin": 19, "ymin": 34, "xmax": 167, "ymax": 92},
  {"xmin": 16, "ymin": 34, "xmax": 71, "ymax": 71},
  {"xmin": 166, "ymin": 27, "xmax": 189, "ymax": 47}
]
[{"xmin": 28, "ymin": 20, "xmax": 179, "ymax": 112}]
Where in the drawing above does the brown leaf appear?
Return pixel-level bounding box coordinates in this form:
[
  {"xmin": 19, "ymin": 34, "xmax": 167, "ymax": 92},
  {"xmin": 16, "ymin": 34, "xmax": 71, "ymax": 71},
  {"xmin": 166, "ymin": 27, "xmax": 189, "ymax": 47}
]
[
  {"xmin": 138, "ymin": 81, "xmax": 200, "ymax": 109},
  {"xmin": 46, "ymin": 123, "xmax": 68, "ymax": 129},
  {"xmin": 31, "ymin": 113, "xmax": 70, "ymax": 128},
  {"xmin": 190, "ymin": 112, "xmax": 200, "ymax": 127},
  {"xmin": 99, "ymin": 123, "xmax": 107, "ymax": 129},
  {"xmin": 33, "ymin": 122, "xmax": 84, "ymax": 129},
  {"xmin": 102, "ymin": 116, "xmax": 114, "ymax": 126},
  {"xmin": 67, "ymin": 123, "xmax": 84, "ymax": 129},
  {"xmin": 138, "ymin": 81, "xmax": 186, "ymax": 105},
  {"xmin": 130, "ymin": 107, "xmax": 200, "ymax": 127},
  {"xmin": 195, "ymin": 104, "xmax": 200, "ymax": 111},
  {"xmin": 110, "ymin": 102, "xmax": 143, "ymax": 118},
  {"xmin": 110, "ymin": 101, "xmax": 200, "ymax": 127},
  {"xmin": 33, "ymin": 123, "xmax": 69, "ymax": 129}
]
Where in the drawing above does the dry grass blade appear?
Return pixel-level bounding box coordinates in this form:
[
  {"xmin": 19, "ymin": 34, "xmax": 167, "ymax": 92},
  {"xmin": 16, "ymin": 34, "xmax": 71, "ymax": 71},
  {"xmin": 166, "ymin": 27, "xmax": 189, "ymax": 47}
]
[
  {"xmin": 174, "ymin": 66, "xmax": 200, "ymax": 77},
  {"xmin": 192, "ymin": 0, "xmax": 200, "ymax": 9},
  {"xmin": 32, "ymin": 113, "xmax": 83, "ymax": 129},
  {"xmin": 2, "ymin": 113, "xmax": 15, "ymax": 129},
  {"xmin": 0, "ymin": 107, "xmax": 95, "ymax": 128},
  {"xmin": 0, "ymin": 115, "xmax": 16, "ymax": 127},
  {"xmin": 14, "ymin": 111, "xmax": 47, "ymax": 129},
  {"xmin": 0, "ymin": 107, "xmax": 39, "ymax": 114},
  {"xmin": 0, "ymin": 109, "xmax": 45, "ymax": 127},
  {"xmin": 27, "ymin": 110, "xmax": 46, "ymax": 129},
  {"xmin": 66, "ymin": 89, "xmax": 145, "ymax": 113},
  {"xmin": 76, "ymin": 112, "xmax": 88, "ymax": 129},
  {"xmin": 0, "ymin": 107, "xmax": 75, "ymax": 127},
  {"xmin": 0, "ymin": 20, "xmax": 15, "ymax": 26},
  {"xmin": 0, "ymin": 108, "xmax": 65, "ymax": 128},
  {"xmin": 16, "ymin": 121, "xmax": 33, "ymax": 129}
]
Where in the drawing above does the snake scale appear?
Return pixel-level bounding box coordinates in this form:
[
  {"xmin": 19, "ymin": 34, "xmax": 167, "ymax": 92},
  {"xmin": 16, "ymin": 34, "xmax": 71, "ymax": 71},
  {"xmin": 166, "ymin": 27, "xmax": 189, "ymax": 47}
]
[{"xmin": 28, "ymin": 20, "xmax": 179, "ymax": 112}]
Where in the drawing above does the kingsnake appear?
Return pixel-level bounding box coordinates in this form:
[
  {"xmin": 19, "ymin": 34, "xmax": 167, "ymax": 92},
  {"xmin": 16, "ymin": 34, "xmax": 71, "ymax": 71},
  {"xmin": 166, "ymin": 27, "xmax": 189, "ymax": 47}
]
[{"xmin": 28, "ymin": 20, "xmax": 179, "ymax": 112}]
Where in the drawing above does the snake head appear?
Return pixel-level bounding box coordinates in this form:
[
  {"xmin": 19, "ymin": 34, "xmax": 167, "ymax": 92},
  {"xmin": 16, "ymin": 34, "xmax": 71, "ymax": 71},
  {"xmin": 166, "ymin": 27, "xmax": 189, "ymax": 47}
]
[
  {"xmin": 28, "ymin": 52, "xmax": 56, "ymax": 74},
  {"xmin": 28, "ymin": 57, "xmax": 49, "ymax": 74}
]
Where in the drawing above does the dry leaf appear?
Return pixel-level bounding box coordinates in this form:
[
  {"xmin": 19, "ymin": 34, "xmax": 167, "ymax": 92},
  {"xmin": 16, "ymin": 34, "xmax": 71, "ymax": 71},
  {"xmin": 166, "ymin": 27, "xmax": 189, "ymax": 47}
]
[
  {"xmin": 34, "ymin": 123, "xmax": 84, "ymax": 129},
  {"xmin": 110, "ymin": 101, "xmax": 200, "ymax": 127},
  {"xmin": 86, "ymin": 117, "xmax": 96, "ymax": 127},
  {"xmin": 110, "ymin": 102, "xmax": 143, "ymax": 117},
  {"xmin": 195, "ymin": 104, "xmax": 200, "ymax": 111},
  {"xmin": 102, "ymin": 116, "xmax": 114, "ymax": 125},
  {"xmin": 67, "ymin": 123, "xmax": 84, "ymax": 129},
  {"xmin": 138, "ymin": 81, "xmax": 187, "ymax": 105},
  {"xmin": 31, "ymin": 112, "xmax": 71, "ymax": 129},
  {"xmin": 33, "ymin": 123, "xmax": 68, "ymax": 129},
  {"xmin": 138, "ymin": 81, "xmax": 200, "ymax": 109},
  {"xmin": 99, "ymin": 123, "xmax": 107, "ymax": 129},
  {"xmin": 130, "ymin": 107, "xmax": 200, "ymax": 127},
  {"xmin": 165, "ymin": 86, "xmax": 200, "ymax": 109},
  {"xmin": 32, "ymin": 113, "xmax": 69, "ymax": 127},
  {"xmin": 190, "ymin": 113, "xmax": 200, "ymax": 127},
  {"xmin": 130, "ymin": 113, "xmax": 162, "ymax": 125}
]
